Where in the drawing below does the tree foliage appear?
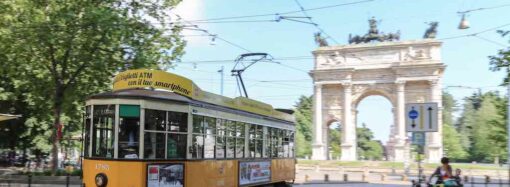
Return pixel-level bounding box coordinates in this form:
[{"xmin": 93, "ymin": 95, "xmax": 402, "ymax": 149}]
[
  {"xmin": 357, "ymin": 123, "xmax": 384, "ymax": 160},
  {"xmin": 294, "ymin": 96, "xmax": 313, "ymax": 158},
  {"xmin": 0, "ymin": 0, "xmax": 185, "ymax": 173},
  {"xmin": 442, "ymin": 92, "xmax": 467, "ymax": 160}
]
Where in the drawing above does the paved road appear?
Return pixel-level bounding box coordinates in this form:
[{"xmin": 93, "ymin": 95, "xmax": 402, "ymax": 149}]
[
  {"xmin": 296, "ymin": 182, "xmax": 509, "ymax": 187},
  {"xmin": 296, "ymin": 184, "xmax": 408, "ymax": 187}
]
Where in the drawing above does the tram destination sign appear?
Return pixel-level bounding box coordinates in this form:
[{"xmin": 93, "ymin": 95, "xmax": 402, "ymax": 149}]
[{"xmin": 405, "ymin": 102, "xmax": 438, "ymax": 132}]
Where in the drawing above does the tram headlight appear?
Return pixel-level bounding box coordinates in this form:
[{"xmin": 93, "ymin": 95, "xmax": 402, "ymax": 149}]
[{"xmin": 95, "ymin": 173, "xmax": 108, "ymax": 187}]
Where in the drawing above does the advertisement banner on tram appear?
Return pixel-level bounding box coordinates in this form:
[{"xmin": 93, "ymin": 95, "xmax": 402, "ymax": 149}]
[
  {"xmin": 239, "ymin": 161, "xmax": 271, "ymax": 186},
  {"xmin": 147, "ymin": 163, "xmax": 184, "ymax": 187}
]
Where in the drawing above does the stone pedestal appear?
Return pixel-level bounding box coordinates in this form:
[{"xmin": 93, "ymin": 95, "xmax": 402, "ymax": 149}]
[
  {"xmin": 340, "ymin": 144, "xmax": 356, "ymax": 161},
  {"xmin": 312, "ymin": 144, "xmax": 326, "ymax": 160}
]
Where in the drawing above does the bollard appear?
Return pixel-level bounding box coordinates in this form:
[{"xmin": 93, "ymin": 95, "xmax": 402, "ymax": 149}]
[
  {"xmin": 343, "ymin": 173, "xmax": 348, "ymax": 182},
  {"xmin": 28, "ymin": 174, "xmax": 32, "ymax": 187},
  {"xmin": 304, "ymin": 174, "xmax": 309, "ymax": 182},
  {"xmin": 499, "ymin": 178, "xmax": 503, "ymax": 187},
  {"xmin": 66, "ymin": 174, "xmax": 70, "ymax": 187},
  {"xmin": 381, "ymin": 174, "xmax": 386, "ymax": 181},
  {"xmin": 362, "ymin": 173, "xmax": 366, "ymax": 182},
  {"xmin": 464, "ymin": 175, "xmax": 469, "ymax": 183},
  {"xmin": 402, "ymin": 174, "xmax": 407, "ymax": 181},
  {"xmin": 471, "ymin": 176, "xmax": 475, "ymax": 187},
  {"xmin": 485, "ymin": 175, "xmax": 490, "ymax": 184},
  {"xmin": 324, "ymin": 174, "xmax": 329, "ymax": 182}
]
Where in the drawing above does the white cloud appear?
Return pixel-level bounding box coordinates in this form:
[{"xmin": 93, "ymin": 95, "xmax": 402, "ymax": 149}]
[{"xmin": 173, "ymin": 0, "xmax": 210, "ymax": 45}]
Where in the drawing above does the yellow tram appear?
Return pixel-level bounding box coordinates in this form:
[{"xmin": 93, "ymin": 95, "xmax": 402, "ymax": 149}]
[{"xmin": 82, "ymin": 69, "xmax": 296, "ymax": 187}]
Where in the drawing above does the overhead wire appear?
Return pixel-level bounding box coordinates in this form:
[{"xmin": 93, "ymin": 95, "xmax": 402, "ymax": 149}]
[
  {"xmin": 185, "ymin": 0, "xmax": 374, "ymax": 22},
  {"xmin": 439, "ymin": 22, "xmax": 510, "ymax": 41},
  {"xmin": 457, "ymin": 3, "xmax": 510, "ymax": 14},
  {"xmin": 293, "ymin": 0, "xmax": 340, "ymax": 45},
  {"xmin": 171, "ymin": 13, "xmax": 253, "ymax": 53}
]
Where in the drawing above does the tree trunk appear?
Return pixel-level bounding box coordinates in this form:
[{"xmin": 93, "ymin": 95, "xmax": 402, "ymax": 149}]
[{"xmin": 51, "ymin": 88, "xmax": 64, "ymax": 175}]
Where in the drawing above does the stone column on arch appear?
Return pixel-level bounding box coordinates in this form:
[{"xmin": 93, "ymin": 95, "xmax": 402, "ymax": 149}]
[
  {"xmin": 312, "ymin": 84, "xmax": 326, "ymax": 160},
  {"xmin": 393, "ymin": 80, "xmax": 407, "ymax": 161},
  {"xmin": 426, "ymin": 79, "xmax": 443, "ymax": 163},
  {"xmin": 340, "ymin": 83, "xmax": 357, "ymax": 161}
]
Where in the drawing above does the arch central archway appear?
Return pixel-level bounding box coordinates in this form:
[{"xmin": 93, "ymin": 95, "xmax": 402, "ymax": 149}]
[
  {"xmin": 354, "ymin": 94, "xmax": 393, "ymax": 161},
  {"xmin": 309, "ymin": 40, "xmax": 445, "ymax": 163}
]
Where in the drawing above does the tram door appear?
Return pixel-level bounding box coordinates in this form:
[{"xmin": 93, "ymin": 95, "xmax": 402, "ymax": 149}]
[{"xmin": 118, "ymin": 105, "xmax": 140, "ymax": 158}]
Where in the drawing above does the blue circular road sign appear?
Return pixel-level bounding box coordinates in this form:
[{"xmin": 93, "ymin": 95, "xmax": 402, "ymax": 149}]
[{"xmin": 409, "ymin": 109, "xmax": 418, "ymax": 119}]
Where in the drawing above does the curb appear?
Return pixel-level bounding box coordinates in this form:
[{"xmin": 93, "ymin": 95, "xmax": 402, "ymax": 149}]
[{"xmin": 293, "ymin": 181, "xmax": 369, "ymax": 185}]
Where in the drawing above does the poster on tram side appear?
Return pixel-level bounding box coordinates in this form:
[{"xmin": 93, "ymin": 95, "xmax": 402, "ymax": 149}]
[
  {"xmin": 239, "ymin": 161, "xmax": 271, "ymax": 186},
  {"xmin": 147, "ymin": 163, "xmax": 184, "ymax": 187}
]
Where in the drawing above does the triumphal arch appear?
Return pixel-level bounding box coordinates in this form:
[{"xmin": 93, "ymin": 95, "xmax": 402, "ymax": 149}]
[{"xmin": 310, "ymin": 19, "xmax": 445, "ymax": 163}]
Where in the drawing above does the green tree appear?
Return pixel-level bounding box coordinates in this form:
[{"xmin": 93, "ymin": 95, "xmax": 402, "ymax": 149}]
[
  {"xmin": 442, "ymin": 92, "xmax": 467, "ymax": 160},
  {"xmin": 470, "ymin": 93, "xmax": 506, "ymax": 162},
  {"xmin": 0, "ymin": 0, "xmax": 185, "ymax": 173},
  {"xmin": 357, "ymin": 123, "xmax": 383, "ymax": 160},
  {"xmin": 294, "ymin": 96, "xmax": 313, "ymax": 158},
  {"xmin": 489, "ymin": 30, "xmax": 510, "ymax": 84},
  {"xmin": 328, "ymin": 124, "xmax": 341, "ymax": 159},
  {"xmin": 457, "ymin": 98, "xmax": 477, "ymax": 151}
]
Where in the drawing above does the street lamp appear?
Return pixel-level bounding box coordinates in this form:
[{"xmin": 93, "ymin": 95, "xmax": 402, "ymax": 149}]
[{"xmin": 458, "ymin": 14, "xmax": 470, "ymax": 30}]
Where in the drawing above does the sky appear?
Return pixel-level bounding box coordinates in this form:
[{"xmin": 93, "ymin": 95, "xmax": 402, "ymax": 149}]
[{"xmin": 170, "ymin": 0, "xmax": 510, "ymax": 143}]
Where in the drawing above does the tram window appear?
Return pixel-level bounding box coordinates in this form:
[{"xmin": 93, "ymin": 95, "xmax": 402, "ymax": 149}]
[
  {"xmin": 283, "ymin": 130, "xmax": 289, "ymax": 158},
  {"xmin": 256, "ymin": 138, "xmax": 263, "ymax": 158},
  {"xmin": 192, "ymin": 115, "xmax": 204, "ymax": 134},
  {"xmin": 256, "ymin": 125, "xmax": 263, "ymax": 139},
  {"xmin": 226, "ymin": 120, "xmax": 236, "ymax": 137},
  {"xmin": 277, "ymin": 129, "xmax": 284, "ymax": 157},
  {"xmin": 271, "ymin": 128, "xmax": 278, "ymax": 158},
  {"xmin": 263, "ymin": 127, "xmax": 269, "ymax": 158},
  {"xmin": 225, "ymin": 120, "xmax": 236, "ymax": 158},
  {"xmin": 204, "ymin": 133, "xmax": 215, "ymax": 158},
  {"xmin": 226, "ymin": 137, "xmax": 235, "ymax": 158},
  {"xmin": 215, "ymin": 136, "xmax": 225, "ymax": 158},
  {"xmin": 235, "ymin": 122, "xmax": 245, "ymax": 158},
  {"xmin": 235, "ymin": 136, "xmax": 244, "ymax": 158},
  {"xmin": 84, "ymin": 106, "xmax": 91, "ymax": 157},
  {"xmin": 167, "ymin": 133, "xmax": 186, "ymax": 159},
  {"xmin": 204, "ymin": 116, "xmax": 216, "ymax": 135},
  {"xmin": 145, "ymin": 110, "xmax": 166, "ymax": 131},
  {"xmin": 144, "ymin": 132, "xmax": 165, "ymax": 159},
  {"xmin": 249, "ymin": 125, "xmax": 256, "ymax": 139},
  {"xmin": 236, "ymin": 122, "xmax": 245, "ymax": 137},
  {"xmin": 168, "ymin": 112, "xmax": 187, "ymax": 133},
  {"xmin": 203, "ymin": 116, "xmax": 216, "ymax": 158},
  {"xmin": 215, "ymin": 119, "xmax": 226, "ymax": 158},
  {"xmin": 249, "ymin": 138, "xmax": 256, "ymax": 158},
  {"xmin": 265, "ymin": 127, "xmax": 271, "ymax": 158},
  {"xmin": 119, "ymin": 105, "xmax": 140, "ymax": 159},
  {"xmin": 92, "ymin": 105, "xmax": 115, "ymax": 158},
  {"xmin": 191, "ymin": 134, "xmax": 204, "ymax": 159},
  {"xmin": 191, "ymin": 115, "xmax": 204, "ymax": 159}
]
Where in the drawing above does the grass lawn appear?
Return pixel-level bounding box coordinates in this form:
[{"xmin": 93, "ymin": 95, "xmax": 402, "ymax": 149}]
[{"xmin": 296, "ymin": 160, "xmax": 507, "ymax": 171}]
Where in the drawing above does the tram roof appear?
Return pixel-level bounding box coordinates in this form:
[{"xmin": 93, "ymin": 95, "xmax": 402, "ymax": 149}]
[{"xmin": 92, "ymin": 69, "xmax": 294, "ymax": 122}]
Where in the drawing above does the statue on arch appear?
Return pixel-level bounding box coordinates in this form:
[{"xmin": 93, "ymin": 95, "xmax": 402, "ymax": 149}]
[
  {"xmin": 423, "ymin": 22, "xmax": 439, "ymax": 39},
  {"xmin": 348, "ymin": 17, "xmax": 400, "ymax": 44},
  {"xmin": 314, "ymin": 32, "xmax": 329, "ymax": 47}
]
